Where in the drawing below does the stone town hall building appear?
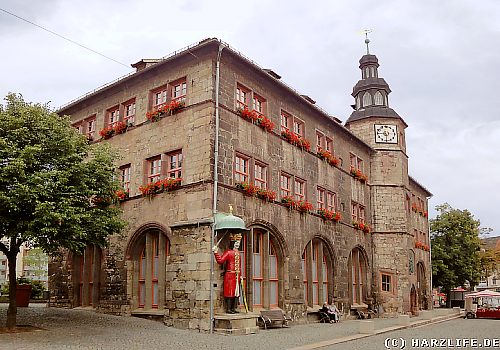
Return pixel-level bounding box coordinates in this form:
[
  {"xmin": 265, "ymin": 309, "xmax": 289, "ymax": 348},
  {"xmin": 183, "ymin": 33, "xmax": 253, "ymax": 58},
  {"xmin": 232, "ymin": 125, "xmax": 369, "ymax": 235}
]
[{"xmin": 50, "ymin": 38, "xmax": 432, "ymax": 331}]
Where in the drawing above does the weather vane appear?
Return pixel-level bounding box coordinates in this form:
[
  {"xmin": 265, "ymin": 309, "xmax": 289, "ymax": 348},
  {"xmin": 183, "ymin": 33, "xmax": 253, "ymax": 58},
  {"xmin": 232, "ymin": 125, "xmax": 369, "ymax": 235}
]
[{"xmin": 360, "ymin": 29, "xmax": 373, "ymax": 54}]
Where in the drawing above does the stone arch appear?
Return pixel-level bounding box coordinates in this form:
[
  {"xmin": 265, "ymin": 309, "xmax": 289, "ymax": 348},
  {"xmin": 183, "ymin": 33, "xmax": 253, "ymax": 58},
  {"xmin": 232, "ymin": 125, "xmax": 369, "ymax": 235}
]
[
  {"xmin": 348, "ymin": 245, "xmax": 370, "ymax": 306},
  {"xmin": 242, "ymin": 220, "xmax": 288, "ymax": 310},
  {"xmin": 125, "ymin": 222, "xmax": 171, "ymax": 311},
  {"xmin": 302, "ymin": 234, "xmax": 336, "ymax": 307},
  {"xmin": 416, "ymin": 261, "xmax": 427, "ymax": 310},
  {"xmin": 125, "ymin": 222, "xmax": 171, "ymax": 260},
  {"xmin": 70, "ymin": 245, "xmax": 102, "ymax": 308},
  {"xmin": 247, "ymin": 219, "xmax": 289, "ymax": 258}
]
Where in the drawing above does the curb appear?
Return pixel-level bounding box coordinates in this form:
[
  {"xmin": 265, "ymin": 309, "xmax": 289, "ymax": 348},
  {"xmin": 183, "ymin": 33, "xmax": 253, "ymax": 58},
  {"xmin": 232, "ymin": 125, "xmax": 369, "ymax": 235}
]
[{"xmin": 287, "ymin": 313, "xmax": 464, "ymax": 350}]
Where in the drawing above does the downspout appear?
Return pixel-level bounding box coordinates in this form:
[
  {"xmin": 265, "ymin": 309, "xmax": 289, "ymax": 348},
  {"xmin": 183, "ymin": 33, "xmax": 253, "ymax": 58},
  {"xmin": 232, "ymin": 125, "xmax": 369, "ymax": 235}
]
[
  {"xmin": 427, "ymin": 201, "xmax": 433, "ymax": 309},
  {"xmin": 209, "ymin": 43, "xmax": 225, "ymax": 334}
]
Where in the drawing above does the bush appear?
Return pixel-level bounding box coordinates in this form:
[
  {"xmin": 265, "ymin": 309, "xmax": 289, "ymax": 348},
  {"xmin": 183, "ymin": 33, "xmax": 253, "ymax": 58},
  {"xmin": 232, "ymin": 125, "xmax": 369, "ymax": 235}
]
[{"xmin": 0, "ymin": 283, "xmax": 8, "ymax": 296}]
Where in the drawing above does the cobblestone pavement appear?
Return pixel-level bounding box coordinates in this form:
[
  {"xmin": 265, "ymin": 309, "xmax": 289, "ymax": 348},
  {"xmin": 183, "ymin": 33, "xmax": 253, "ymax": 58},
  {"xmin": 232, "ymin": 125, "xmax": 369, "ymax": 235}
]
[{"xmin": 0, "ymin": 304, "xmax": 466, "ymax": 350}]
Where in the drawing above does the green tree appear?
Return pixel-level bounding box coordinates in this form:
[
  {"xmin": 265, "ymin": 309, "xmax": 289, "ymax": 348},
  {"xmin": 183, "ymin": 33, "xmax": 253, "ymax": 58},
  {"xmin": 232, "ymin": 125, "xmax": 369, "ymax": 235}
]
[
  {"xmin": 430, "ymin": 203, "xmax": 487, "ymax": 307},
  {"xmin": 479, "ymin": 247, "xmax": 500, "ymax": 283},
  {"xmin": 0, "ymin": 94, "xmax": 126, "ymax": 328}
]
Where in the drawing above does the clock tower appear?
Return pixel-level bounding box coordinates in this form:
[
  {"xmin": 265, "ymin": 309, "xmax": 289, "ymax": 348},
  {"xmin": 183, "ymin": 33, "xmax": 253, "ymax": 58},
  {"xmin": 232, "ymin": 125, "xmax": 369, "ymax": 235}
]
[{"xmin": 345, "ymin": 47, "xmax": 415, "ymax": 314}]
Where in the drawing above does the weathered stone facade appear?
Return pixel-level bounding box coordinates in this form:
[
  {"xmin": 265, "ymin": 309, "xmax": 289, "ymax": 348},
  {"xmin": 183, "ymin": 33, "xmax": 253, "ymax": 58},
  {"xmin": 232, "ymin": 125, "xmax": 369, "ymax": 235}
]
[{"xmin": 49, "ymin": 38, "xmax": 431, "ymax": 331}]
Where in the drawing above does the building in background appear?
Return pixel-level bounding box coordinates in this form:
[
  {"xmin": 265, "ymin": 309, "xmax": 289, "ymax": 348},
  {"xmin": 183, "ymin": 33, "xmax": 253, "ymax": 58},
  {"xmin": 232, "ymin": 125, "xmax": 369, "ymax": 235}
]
[
  {"xmin": 49, "ymin": 38, "xmax": 432, "ymax": 331},
  {"xmin": 0, "ymin": 242, "xmax": 48, "ymax": 289}
]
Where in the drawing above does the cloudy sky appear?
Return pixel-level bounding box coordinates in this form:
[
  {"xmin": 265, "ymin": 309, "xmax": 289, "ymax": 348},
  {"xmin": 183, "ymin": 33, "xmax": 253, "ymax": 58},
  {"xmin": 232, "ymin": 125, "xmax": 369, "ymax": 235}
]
[{"xmin": 1, "ymin": 0, "xmax": 499, "ymax": 236}]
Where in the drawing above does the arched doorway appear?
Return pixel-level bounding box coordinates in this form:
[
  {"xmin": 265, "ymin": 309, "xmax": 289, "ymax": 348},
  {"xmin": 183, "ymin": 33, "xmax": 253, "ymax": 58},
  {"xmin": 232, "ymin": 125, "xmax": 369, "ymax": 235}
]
[
  {"xmin": 127, "ymin": 226, "xmax": 170, "ymax": 310},
  {"xmin": 410, "ymin": 284, "xmax": 417, "ymax": 315},
  {"xmin": 348, "ymin": 247, "xmax": 368, "ymax": 306},
  {"xmin": 301, "ymin": 237, "xmax": 334, "ymax": 307},
  {"xmin": 417, "ymin": 262, "xmax": 427, "ymax": 310},
  {"xmin": 72, "ymin": 245, "xmax": 101, "ymax": 307},
  {"xmin": 240, "ymin": 225, "xmax": 286, "ymax": 310}
]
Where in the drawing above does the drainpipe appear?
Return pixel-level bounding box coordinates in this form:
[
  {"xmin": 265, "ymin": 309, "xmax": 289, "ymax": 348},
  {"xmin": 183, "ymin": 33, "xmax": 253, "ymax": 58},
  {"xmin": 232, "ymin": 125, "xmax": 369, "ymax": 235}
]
[{"xmin": 209, "ymin": 42, "xmax": 225, "ymax": 334}]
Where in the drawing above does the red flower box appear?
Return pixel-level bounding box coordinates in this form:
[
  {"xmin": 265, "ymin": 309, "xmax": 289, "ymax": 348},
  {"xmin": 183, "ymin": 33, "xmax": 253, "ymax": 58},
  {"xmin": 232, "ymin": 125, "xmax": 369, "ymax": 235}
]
[
  {"xmin": 297, "ymin": 200, "xmax": 313, "ymax": 213},
  {"xmin": 139, "ymin": 178, "xmax": 182, "ymax": 197},
  {"xmin": 99, "ymin": 126, "xmax": 115, "ymax": 139},
  {"xmin": 256, "ymin": 188, "xmax": 277, "ymax": 202},
  {"xmin": 237, "ymin": 108, "xmax": 275, "ymax": 133},
  {"xmin": 350, "ymin": 167, "xmax": 368, "ymax": 183},
  {"xmin": 236, "ymin": 182, "xmax": 258, "ymax": 196},
  {"xmin": 317, "ymin": 209, "xmax": 342, "ymax": 222},
  {"xmin": 147, "ymin": 100, "xmax": 185, "ymax": 123},
  {"xmin": 115, "ymin": 189, "xmax": 129, "ymax": 202},
  {"xmin": 281, "ymin": 129, "xmax": 311, "ymax": 151},
  {"xmin": 281, "ymin": 196, "xmax": 298, "ymax": 209}
]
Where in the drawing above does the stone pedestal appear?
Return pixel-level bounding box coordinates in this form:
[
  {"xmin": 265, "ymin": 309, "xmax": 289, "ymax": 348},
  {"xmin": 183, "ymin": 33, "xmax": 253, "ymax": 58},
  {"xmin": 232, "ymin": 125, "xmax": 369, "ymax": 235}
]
[{"xmin": 214, "ymin": 313, "xmax": 260, "ymax": 335}]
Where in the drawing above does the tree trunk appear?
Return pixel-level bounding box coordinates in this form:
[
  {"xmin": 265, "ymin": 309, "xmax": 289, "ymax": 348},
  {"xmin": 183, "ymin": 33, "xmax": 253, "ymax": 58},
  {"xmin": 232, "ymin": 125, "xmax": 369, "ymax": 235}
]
[
  {"xmin": 6, "ymin": 252, "xmax": 17, "ymax": 329},
  {"xmin": 446, "ymin": 290, "xmax": 451, "ymax": 308}
]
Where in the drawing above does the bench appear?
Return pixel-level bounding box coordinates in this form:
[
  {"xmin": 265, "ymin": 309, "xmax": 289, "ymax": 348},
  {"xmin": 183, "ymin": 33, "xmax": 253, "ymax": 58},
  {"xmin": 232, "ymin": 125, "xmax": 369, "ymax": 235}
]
[
  {"xmin": 318, "ymin": 310, "xmax": 331, "ymax": 323},
  {"xmin": 259, "ymin": 309, "xmax": 292, "ymax": 329}
]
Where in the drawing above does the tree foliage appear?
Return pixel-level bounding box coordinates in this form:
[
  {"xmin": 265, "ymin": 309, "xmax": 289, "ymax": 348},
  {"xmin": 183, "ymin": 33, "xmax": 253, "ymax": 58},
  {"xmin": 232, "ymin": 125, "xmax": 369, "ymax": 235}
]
[
  {"xmin": 430, "ymin": 203, "xmax": 486, "ymax": 295},
  {"xmin": 0, "ymin": 93, "xmax": 126, "ymax": 327}
]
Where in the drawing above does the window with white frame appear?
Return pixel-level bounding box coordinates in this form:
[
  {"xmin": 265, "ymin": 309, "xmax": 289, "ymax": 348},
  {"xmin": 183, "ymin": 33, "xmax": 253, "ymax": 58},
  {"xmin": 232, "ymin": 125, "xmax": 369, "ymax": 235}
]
[
  {"xmin": 153, "ymin": 87, "xmax": 168, "ymax": 110},
  {"xmin": 349, "ymin": 153, "xmax": 364, "ymax": 172},
  {"xmin": 381, "ymin": 273, "xmax": 393, "ymax": 293},
  {"xmin": 252, "ymin": 94, "xmax": 265, "ymax": 115},
  {"xmin": 294, "ymin": 178, "xmax": 305, "ymax": 201},
  {"xmin": 280, "ymin": 173, "xmax": 291, "ymax": 198},
  {"xmin": 236, "ymin": 84, "xmax": 249, "ymax": 110},
  {"xmin": 147, "ymin": 156, "xmax": 162, "ymax": 183},
  {"xmin": 280, "ymin": 111, "xmax": 291, "ymax": 132},
  {"xmin": 108, "ymin": 107, "xmax": 120, "ymax": 127},
  {"xmin": 171, "ymin": 79, "xmax": 187, "ymax": 102},
  {"xmin": 293, "ymin": 118, "xmax": 304, "ymax": 137},
  {"xmin": 124, "ymin": 100, "xmax": 136, "ymax": 124},
  {"xmin": 316, "ymin": 131, "xmax": 325, "ymax": 152},
  {"xmin": 120, "ymin": 164, "xmax": 131, "ymax": 191},
  {"xmin": 326, "ymin": 192, "xmax": 336, "ymax": 212},
  {"xmin": 167, "ymin": 150, "xmax": 183, "ymax": 179},
  {"xmin": 254, "ymin": 162, "xmax": 267, "ymax": 189},
  {"xmin": 317, "ymin": 187, "xmax": 325, "ymax": 209},
  {"xmin": 86, "ymin": 116, "xmax": 96, "ymax": 140},
  {"xmin": 234, "ymin": 154, "xmax": 250, "ymax": 183},
  {"xmin": 326, "ymin": 137, "xmax": 333, "ymax": 153}
]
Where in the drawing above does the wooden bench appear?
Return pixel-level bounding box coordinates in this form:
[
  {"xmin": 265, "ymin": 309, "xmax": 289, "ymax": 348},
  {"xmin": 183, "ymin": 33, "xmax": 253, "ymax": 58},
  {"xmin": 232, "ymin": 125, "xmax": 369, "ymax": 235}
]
[
  {"xmin": 318, "ymin": 310, "xmax": 331, "ymax": 323},
  {"xmin": 259, "ymin": 309, "xmax": 292, "ymax": 329}
]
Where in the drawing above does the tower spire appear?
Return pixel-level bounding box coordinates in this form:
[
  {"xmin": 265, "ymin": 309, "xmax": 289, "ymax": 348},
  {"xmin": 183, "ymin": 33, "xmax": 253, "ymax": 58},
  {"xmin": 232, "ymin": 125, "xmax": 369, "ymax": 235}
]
[{"xmin": 362, "ymin": 29, "xmax": 372, "ymax": 55}]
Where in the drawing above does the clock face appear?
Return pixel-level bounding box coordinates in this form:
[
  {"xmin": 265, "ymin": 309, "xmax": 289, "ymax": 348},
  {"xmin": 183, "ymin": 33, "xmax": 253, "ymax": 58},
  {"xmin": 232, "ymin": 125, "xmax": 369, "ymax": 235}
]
[{"xmin": 375, "ymin": 124, "xmax": 398, "ymax": 144}]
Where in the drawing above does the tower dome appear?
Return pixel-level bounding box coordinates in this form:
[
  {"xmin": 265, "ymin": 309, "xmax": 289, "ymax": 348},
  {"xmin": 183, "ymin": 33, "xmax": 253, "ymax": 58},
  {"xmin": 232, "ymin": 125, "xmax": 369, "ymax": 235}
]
[{"xmin": 346, "ymin": 52, "xmax": 407, "ymax": 127}]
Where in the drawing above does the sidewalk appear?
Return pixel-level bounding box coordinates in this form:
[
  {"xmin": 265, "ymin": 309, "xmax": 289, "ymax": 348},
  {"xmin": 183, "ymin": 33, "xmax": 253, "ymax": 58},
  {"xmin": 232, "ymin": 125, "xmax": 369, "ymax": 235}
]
[
  {"xmin": 0, "ymin": 304, "xmax": 463, "ymax": 350},
  {"xmin": 287, "ymin": 308, "xmax": 463, "ymax": 350}
]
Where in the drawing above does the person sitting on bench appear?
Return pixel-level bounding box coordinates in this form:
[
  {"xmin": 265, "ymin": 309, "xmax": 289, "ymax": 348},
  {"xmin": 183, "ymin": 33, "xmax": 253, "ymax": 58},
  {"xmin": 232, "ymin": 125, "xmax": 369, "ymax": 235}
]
[{"xmin": 320, "ymin": 302, "xmax": 340, "ymax": 323}]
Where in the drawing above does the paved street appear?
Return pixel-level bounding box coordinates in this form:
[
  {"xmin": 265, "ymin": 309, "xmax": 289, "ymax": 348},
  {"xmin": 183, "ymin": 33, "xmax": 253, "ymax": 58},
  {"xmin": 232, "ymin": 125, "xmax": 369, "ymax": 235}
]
[
  {"xmin": 0, "ymin": 304, "xmax": 496, "ymax": 350},
  {"xmin": 315, "ymin": 318, "xmax": 500, "ymax": 350}
]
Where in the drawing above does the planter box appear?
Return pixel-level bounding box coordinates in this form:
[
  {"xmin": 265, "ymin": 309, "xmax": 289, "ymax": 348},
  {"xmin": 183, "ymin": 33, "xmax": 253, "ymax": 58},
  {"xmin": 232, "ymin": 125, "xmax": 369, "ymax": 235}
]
[{"xmin": 16, "ymin": 284, "xmax": 32, "ymax": 307}]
